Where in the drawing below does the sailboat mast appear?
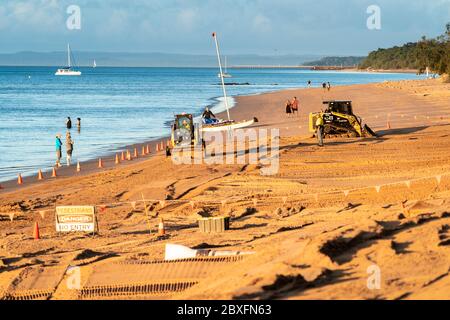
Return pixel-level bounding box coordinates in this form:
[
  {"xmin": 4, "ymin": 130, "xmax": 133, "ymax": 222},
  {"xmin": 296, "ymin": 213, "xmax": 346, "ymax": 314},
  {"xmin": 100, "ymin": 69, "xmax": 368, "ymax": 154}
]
[
  {"xmin": 212, "ymin": 32, "xmax": 231, "ymax": 121},
  {"xmin": 67, "ymin": 44, "xmax": 71, "ymax": 68}
]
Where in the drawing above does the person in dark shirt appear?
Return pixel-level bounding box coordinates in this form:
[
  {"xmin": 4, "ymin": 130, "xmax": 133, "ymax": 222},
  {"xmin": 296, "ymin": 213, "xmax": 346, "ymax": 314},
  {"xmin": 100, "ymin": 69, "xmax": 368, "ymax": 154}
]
[
  {"xmin": 202, "ymin": 107, "xmax": 218, "ymax": 124},
  {"xmin": 66, "ymin": 117, "xmax": 72, "ymax": 130}
]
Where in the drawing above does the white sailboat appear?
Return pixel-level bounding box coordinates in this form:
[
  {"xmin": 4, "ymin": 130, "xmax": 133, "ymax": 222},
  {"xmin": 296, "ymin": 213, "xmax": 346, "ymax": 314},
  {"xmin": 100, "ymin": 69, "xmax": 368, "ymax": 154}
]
[
  {"xmin": 93, "ymin": 60, "xmax": 97, "ymax": 68},
  {"xmin": 202, "ymin": 33, "xmax": 256, "ymax": 133},
  {"xmin": 218, "ymin": 56, "xmax": 232, "ymax": 78},
  {"xmin": 55, "ymin": 44, "xmax": 82, "ymax": 76}
]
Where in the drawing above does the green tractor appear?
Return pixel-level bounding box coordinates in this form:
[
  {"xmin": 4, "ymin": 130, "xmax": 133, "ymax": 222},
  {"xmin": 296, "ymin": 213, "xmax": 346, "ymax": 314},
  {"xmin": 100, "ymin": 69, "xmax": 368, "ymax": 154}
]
[{"xmin": 171, "ymin": 113, "xmax": 203, "ymax": 148}]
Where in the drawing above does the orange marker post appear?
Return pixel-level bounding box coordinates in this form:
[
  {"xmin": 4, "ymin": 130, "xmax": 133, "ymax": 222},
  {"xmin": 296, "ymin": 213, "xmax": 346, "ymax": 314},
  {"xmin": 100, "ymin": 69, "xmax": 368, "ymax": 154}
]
[{"xmin": 33, "ymin": 222, "xmax": 40, "ymax": 240}]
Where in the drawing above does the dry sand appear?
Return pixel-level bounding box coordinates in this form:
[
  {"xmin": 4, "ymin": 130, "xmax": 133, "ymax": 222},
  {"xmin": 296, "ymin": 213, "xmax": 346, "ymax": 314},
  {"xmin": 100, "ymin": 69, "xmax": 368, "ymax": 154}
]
[{"xmin": 0, "ymin": 78, "xmax": 450, "ymax": 300}]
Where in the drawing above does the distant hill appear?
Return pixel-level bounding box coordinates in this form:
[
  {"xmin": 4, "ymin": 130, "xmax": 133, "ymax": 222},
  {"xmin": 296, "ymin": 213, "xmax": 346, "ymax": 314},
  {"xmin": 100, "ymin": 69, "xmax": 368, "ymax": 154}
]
[
  {"xmin": 360, "ymin": 23, "xmax": 449, "ymax": 75},
  {"xmin": 0, "ymin": 51, "xmax": 323, "ymax": 67},
  {"xmin": 303, "ymin": 56, "xmax": 366, "ymax": 67},
  {"xmin": 359, "ymin": 43, "xmax": 422, "ymax": 70}
]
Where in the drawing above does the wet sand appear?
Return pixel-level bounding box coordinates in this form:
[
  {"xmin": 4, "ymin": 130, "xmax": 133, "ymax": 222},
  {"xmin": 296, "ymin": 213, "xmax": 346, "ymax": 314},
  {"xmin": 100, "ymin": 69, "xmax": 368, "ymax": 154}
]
[{"xmin": 1, "ymin": 78, "xmax": 450, "ymax": 300}]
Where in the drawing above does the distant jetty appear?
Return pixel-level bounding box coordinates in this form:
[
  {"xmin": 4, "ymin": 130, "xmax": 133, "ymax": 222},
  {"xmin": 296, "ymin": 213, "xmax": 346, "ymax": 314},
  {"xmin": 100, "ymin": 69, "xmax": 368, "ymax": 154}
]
[{"xmin": 230, "ymin": 65, "xmax": 356, "ymax": 70}]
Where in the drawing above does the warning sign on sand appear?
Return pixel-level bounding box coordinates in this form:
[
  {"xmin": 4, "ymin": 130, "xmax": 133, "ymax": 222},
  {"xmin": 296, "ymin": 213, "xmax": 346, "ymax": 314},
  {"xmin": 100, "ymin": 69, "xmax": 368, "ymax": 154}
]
[{"xmin": 55, "ymin": 206, "xmax": 97, "ymax": 233}]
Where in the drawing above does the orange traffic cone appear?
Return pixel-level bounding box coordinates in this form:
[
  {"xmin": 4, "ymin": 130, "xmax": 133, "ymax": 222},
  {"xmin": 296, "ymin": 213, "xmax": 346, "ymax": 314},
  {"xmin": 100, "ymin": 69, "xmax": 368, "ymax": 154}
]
[
  {"xmin": 141, "ymin": 146, "xmax": 146, "ymax": 157},
  {"xmin": 127, "ymin": 150, "xmax": 132, "ymax": 161},
  {"xmin": 17, "ymin": 174, "xmax": 23, "ymax": 185},
  {"xmin": 37, "ymin": 170, "xmax": 44, "ymax": 181},
  {"xmin": 115, "ymin": 154, "xmax": 120, "ymax": 165},
  {"xmin": 134, "ymin": 148, "xmax": 138, "ymax": 158},
  {"xmin": 160, "ymin": 141, "xmax": 164, "ymax": 151},
  {"xmin": 33, "ymin": 222, "xmax": 40, "ymax": 240},
  {"xmin": 52, "ymin": 167, "xmax": 57, "ymax": 178},
  {"xmin": 76, "ymin": 162, "xmax": 81, "ymax": 173},
  {"xmin": 158, "ymin": 218, "xmax": 166, "ymax": 236},
  {"xmin": 121, "ymin": 151, "xmax": 125, "ymax": 161},
  {"xmin": 98, "ymin": 158, "xmax": 104, "ymax": 168},
  {"xmin": 156, "ymin": 144, "xmax": 160, "ymax": 152},
  {"xmin": 146, "ymin": 145, "xmax": 150, "ymax": 154}
]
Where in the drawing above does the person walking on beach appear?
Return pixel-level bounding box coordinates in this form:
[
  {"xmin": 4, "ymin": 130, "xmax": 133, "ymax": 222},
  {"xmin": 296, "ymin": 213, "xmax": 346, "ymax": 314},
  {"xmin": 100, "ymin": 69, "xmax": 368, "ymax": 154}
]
[
  {"xmin": 55, "ymin": 134, "xmax": 63, "ymax": 168},
  {"xmin": 322, "ymin": 82, "xmax": 327, "ymax": 91},
  {"xmin": 66, "ymin": 117, "xmax": 72, "ymax": 130},
  {"xmin": 316, "ymin": 115, "xmax": 325, "ymax": 147},
  {"xmin": 65, "ymin": 132, "xmax": 74, "ymax": 166},
  {"xmin": 285, "ymin": 100, "xmax": 292, "ymax": 117},
  {"xmin": 307, "ymin": 80, "xmax": 312, "ymax": 88},
  {"xmin": 76, "ymin": 118, "xmax": 81, "ymax": 131},
  {"xmin": 291, "ymin": 97, "xmax": 299, "ymax": 116},
  {"xmin": 327, "ymin": 82, "xmax": 331, "ymax": 91}
]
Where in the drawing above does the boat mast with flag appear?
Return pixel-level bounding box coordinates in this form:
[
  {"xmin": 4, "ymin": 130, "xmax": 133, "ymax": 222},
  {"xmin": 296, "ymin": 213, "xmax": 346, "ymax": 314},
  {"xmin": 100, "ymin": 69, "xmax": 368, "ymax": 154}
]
[
  {"xmin": 202, "ymin": 32, "xmax": 256, "ymax": 133},
  {"xmin": 55, "ymin": 44, "xmax": 82, "ymax": 76}
]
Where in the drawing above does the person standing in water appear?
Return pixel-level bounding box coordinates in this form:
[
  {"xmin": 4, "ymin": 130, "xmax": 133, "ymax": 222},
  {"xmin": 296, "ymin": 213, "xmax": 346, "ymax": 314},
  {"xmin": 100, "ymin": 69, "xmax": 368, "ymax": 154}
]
[
  {"xmin": 327, "ymin": 82, "xmax": 331, "ymax": 91},
  {"xmin": 77, "ymin": 118, "xmax": 81, "ymax": 133},
  {"xmin": 307, "ymin": 80, "xmax": 312, "ymax": 88},
  {"xmin": 66, "ymin": 117, "xmax": 72, "ymax": 130},
  {"xmin": 55, "ymin": 134, "xmax": 63, "ymax": 168},
  {"xmin": 66, "ymin": 132, "xmax": 74, "ymax": 166}
]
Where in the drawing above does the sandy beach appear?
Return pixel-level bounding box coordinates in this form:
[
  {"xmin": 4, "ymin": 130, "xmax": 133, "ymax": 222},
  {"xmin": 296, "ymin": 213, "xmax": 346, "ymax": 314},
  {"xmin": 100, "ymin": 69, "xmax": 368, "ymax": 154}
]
[{"xmin": 1, "ymin": 77, "xmax": 450, "ymax": 300}]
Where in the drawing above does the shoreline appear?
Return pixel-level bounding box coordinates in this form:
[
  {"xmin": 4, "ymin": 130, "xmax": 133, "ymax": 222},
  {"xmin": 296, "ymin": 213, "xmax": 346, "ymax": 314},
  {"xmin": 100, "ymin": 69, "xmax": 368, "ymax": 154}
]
[{"xmin": 0, "ymin": 76, "xmax": 434, "ymax": 192}]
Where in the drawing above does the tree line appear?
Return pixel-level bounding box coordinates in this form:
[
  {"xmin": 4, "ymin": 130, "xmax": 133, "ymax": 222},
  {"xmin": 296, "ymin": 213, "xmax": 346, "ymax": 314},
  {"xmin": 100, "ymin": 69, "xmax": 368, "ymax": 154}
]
[{"xmin": 360, "ymin": 23, "xmax": 450, "ymax": 77}]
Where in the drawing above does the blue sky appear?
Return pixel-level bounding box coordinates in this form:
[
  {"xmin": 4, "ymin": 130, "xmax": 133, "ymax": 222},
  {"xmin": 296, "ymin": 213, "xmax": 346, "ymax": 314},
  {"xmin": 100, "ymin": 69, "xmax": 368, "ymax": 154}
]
[{"xmin": 0, "ymin": 0, "xmax": 449, "ymax": 55}]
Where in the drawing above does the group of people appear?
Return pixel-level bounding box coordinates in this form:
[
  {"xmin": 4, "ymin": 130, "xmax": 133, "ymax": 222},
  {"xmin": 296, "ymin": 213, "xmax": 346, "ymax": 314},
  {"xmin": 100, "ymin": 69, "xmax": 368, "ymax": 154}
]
[
  {"xmin": 322, "ymin": 82, "xmax": 332, "ymax": 91},
  {"xmin": 55, "ymin": 117, "xmax": 81, "ymax": 168},
  {"xmin": 285, "ymin": 97, "xmax": 300, "ymax": 117},
  {"xmin": 306, "ymin": 80, "xmax": 332, "ymax": 91}
]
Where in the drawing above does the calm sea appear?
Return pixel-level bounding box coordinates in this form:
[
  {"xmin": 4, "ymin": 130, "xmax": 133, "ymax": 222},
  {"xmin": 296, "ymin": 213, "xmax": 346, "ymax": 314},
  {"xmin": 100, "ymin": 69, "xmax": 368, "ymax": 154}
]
[{"xmin": 0, "ymin": 66, "xmax": 421, "ymax": 182}]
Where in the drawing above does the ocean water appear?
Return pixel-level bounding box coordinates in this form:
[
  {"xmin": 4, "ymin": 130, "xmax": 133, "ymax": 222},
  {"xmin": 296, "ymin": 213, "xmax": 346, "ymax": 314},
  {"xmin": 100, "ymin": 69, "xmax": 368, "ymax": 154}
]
[{"xmin": 0, "ymin": 66, "xmax": 421, "ymax": 182}]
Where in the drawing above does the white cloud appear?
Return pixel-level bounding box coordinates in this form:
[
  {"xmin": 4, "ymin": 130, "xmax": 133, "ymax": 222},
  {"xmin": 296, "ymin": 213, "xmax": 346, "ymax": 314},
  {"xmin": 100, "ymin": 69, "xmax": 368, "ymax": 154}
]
[
  {"xmin": 1, "ymin": 0, "xmax": 63, "ymax": 30},
  {"xmin": 252, "ymin": 14, "xmax": 272, "ymax": 33},
  {"xmin": 177, "ymin": 8, "xmax": 198, "ymax": 30}
]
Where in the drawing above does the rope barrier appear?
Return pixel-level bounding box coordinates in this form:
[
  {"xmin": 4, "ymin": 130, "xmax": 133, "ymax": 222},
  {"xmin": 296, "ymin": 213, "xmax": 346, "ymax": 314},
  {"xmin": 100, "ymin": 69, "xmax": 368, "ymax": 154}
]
[{"xmin": 2, "ymin": 172, "xmax": 448, "ymax": 220}]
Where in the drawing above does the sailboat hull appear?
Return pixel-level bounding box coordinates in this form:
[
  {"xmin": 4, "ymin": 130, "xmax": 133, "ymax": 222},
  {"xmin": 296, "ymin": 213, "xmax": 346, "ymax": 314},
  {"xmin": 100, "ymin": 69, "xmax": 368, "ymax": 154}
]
[
  {"xmin": 55, "ymin": 70, "xmax": 82, "ymax": 76},
  {"xmin": 201, "ymin": 119, "xmax": 255, "ymax": 132}
]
